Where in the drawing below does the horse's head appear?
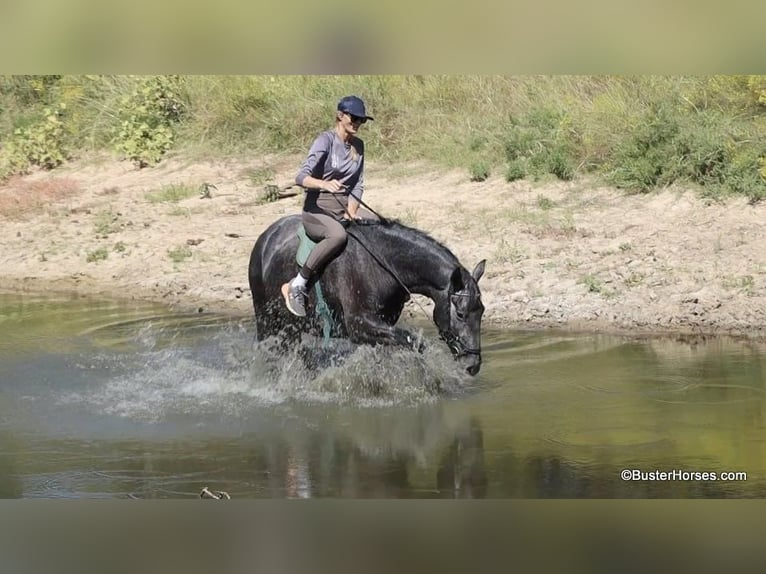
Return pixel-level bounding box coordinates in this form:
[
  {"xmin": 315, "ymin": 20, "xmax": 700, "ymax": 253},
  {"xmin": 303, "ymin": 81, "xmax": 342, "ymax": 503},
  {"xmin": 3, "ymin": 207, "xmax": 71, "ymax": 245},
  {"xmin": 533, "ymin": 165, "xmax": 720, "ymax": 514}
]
[{"xmin": 434, "ymin": 259, "xmax": 486, "ymax": 375}]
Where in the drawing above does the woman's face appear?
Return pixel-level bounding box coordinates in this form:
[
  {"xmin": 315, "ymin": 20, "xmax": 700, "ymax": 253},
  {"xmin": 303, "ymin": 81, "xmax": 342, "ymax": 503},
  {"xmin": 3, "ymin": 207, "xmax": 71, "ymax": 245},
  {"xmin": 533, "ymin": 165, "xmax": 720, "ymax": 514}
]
[{"xmin": 339, "ymin": 111, "xmax": 366, "ymax": 135}]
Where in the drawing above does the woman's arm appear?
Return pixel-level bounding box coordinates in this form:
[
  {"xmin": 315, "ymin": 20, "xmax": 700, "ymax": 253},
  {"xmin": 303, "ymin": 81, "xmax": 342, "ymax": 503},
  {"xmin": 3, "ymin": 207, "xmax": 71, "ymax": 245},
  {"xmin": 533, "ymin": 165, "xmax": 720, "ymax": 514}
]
[
  {"xmin": 301, "ymin": 175, "xmax": 346, "ymax": 193},
  {"xmin": 295, "ymin": 133, "xmax": 332, "ymax": 187}
]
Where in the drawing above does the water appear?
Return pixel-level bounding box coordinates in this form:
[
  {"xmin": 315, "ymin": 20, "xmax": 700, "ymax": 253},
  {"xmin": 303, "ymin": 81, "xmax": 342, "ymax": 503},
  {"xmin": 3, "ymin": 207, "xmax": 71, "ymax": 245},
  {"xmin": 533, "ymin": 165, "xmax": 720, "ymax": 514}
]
[{"xmin": 1, "ymin": 291, "xmax": 765, "ymax": 498}]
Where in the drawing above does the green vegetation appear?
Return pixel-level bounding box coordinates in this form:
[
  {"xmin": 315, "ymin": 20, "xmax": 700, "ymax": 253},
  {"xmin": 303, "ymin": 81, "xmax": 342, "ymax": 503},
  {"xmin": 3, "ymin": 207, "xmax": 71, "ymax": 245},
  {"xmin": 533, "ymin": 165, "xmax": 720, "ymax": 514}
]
[
  {"xmin": 469, "ymin": 160, "xmax": 490, "ymax": 182},
  {"xmin": 167, "ymin": 245, "xmax": 192, "ymax": 263},
  {"xmin": 93, "ymin": 208, "xmax": 121, "ymax": 235},
  {"xmin": 85, "ymin": 247, "xmax": 108, "ymax": 262},
  {"xmin": 241, "ymin": 165, "xmax": 276, "ymax": 186},
  {"xmin": 2, "ymin": 75, "xmax": 766, "ymax": 201},
  {"xmin": 536, "ymin": 194, "xmax": 555, "ymax": 210},
  {"xmin": 144, "ymin": 182, "xmax": 198, "ymax": 203}
]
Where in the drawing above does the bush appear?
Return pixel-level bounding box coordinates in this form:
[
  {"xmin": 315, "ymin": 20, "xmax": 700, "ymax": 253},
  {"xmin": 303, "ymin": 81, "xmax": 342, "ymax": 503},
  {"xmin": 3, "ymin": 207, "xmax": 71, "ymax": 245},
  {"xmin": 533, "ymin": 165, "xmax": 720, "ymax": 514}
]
[
  {"xmin": 718, "ymin": 146, "xmax": 766, "ymax": 203},
  {"xmin": 505, "ymin": 159, "xmax": 527, "ymax": 182},
  {"xmin": 469, "ymin": 160, "xmax": 490, "ymax": 182},
  {"xmin": 604, "ymin": 103, "xmax": 681, "ymax": 192},
  {"xmin": 0, "ymin": 103, "xmax": 68, "ymax": 179},
  {"xmin": 604, "ymin": 101, "xmax": 766, "ymax": 198},
  {"xmin": 502, "ymin": 106, "xmax": 578, "ymax": 181},
  {"xmin": 114, "ymin": 76, "xmax": 186, "ymax": 167}
]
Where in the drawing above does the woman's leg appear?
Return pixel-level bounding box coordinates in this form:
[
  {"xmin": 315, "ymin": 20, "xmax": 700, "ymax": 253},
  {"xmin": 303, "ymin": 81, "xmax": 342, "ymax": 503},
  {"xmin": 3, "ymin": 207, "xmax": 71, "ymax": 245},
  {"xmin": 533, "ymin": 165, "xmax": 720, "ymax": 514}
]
[
  {"xmin": 282, "ymin": 211, "xmax": 347, "ymax": 317},
  {"xmin": 301, "ymin": 211, "xmax": 348, "ymax": 280}
]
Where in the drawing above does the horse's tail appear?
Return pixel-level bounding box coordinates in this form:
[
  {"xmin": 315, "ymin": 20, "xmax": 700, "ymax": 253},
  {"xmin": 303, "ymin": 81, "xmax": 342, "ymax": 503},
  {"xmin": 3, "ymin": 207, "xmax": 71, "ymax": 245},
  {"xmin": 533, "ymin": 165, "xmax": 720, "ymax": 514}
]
[{"xmin": 248, "ymin": 235, "xmax": 267, "ymax": 341}]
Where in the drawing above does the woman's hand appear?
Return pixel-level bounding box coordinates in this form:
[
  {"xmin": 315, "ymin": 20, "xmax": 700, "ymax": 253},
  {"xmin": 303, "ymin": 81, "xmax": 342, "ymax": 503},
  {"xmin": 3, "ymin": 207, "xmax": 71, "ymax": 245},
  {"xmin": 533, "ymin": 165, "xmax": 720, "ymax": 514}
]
[{"xmin": 321, "ymin": 179, "xmax": 346, "ymax": 193}]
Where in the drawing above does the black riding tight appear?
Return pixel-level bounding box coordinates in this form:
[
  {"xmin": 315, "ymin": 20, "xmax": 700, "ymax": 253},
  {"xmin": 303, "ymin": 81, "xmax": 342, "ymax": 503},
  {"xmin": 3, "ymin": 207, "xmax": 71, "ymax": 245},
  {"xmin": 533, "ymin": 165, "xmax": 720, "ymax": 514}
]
[{"xmin": 300, "ymin": 211, "xmax": 348, "ymax": 281}]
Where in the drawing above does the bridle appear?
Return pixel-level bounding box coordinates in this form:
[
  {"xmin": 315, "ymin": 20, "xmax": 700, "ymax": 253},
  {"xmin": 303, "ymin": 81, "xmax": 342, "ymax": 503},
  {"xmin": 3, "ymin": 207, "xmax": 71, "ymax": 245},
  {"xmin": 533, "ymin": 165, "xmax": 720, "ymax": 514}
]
[
  {"xmin": 322, "ymin": 189, "xmax": 482, "ymax": 358},
  {"xmin": 439, "ymin": 291, "xmax": 482, "ymax": 358}
]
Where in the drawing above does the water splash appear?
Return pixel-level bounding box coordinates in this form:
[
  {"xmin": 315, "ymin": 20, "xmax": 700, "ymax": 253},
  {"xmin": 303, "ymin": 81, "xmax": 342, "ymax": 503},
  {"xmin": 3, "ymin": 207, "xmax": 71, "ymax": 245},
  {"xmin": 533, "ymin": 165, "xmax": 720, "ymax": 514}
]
[{"xmin": 61, "ymin": 320, "xmax": 473, "ymax": 423}]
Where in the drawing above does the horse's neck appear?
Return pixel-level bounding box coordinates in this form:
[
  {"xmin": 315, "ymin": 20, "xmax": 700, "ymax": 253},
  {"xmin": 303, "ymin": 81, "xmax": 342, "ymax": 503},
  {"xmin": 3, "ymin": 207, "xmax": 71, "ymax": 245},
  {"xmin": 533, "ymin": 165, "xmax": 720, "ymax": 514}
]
[{"xmin": 385, "ymin": 229, "xmax": 454, "ymax": 299}]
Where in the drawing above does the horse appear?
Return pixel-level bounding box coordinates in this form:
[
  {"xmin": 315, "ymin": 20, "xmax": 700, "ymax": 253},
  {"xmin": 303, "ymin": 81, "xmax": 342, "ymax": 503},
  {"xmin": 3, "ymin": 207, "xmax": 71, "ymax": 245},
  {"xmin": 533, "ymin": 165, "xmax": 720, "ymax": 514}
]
[{"xmin": 247, "ymin": 214, "xmax": 486, "ymax": 375}]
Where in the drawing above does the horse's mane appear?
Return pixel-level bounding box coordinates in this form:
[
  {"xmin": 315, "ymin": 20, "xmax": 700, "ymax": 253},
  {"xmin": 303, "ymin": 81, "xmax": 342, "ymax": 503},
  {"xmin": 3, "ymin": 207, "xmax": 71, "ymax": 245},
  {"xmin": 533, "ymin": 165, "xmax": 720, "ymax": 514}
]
[{"xmin": 367, "ymin": 217, "xmax": 459, "ymax": 264}]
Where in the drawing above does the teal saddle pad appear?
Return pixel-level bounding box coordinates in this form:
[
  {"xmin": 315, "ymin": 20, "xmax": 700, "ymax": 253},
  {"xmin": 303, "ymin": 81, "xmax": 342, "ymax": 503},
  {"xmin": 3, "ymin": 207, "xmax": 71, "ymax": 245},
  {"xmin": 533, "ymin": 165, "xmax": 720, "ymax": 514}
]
[{"xmin": 296, "ymin": 225, "xmax": 335, "ymax": 343}]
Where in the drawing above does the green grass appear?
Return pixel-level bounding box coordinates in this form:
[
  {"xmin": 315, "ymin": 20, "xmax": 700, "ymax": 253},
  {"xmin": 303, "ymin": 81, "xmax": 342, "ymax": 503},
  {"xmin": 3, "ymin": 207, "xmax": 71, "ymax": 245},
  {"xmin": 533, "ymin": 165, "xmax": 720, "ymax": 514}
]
[
  {"xmin": 469, "ymin": 161, "xmax": 490, "ymax": 182},
  {"xmin": 241, "ymin": 165, "xmax": 276, "ymax": 186},
  {"xmin": 86, "ymin": 247, "xmax": 108, "ymax": 262},
  {"xmin": 93, "ymin": 209, "xmax": 121, "ymax": 235},
  {"xmin": 144, "ymin": 183, "xmax": 198, "ymax": 203},
  {"xmin": 722, "ymin": 274, "xmax": 756, "ymax": 295},
  {"xmin": 3, "ymin": 75, "xmax": 766, "ymax": 199},
  {"xmin": 536, "ymin": 194, "xmax": 556, "ymax": 210},
  {"xmin": 167, "ymin": 245, "xmax": 192, "ymax": 263}
]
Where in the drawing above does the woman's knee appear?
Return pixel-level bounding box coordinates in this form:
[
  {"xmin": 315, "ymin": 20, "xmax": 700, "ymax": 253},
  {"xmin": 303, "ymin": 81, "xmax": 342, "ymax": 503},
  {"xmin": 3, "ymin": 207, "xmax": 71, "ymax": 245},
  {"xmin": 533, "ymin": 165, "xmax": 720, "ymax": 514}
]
[{"xmin": 326, "ymin": 230, "xmax": 347, "ymax": 253}]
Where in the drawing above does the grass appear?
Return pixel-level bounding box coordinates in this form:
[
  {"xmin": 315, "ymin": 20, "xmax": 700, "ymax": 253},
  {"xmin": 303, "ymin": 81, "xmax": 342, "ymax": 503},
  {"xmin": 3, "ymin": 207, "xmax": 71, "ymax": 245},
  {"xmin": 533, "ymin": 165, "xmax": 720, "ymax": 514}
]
[
  {"xmin": 144, "ymin": 182, "xmax": 198, "ymax": 203},
  {"xmin": 86, "ymin": 247, "xmax": 108, "ymax": 262},
  {"xmin": 536, "ymin": 194, "xmax": 556, "ymax": 210},
  {"xmin": 495, "ymin": 207, "xmax": 549, "ymax": 227},
  {"xmin": 624, "ymin": 272, "xmax": 645, "ymax": 287},
  {"xmin": 493, "ymin": 238, "xmax": 526, "ymax": 264},
  {"xmin": 398, "ymin": 208, "xmax": 418, "ymax": 227},
  {"xmin": 579, "ymin": 273, "xmax": 616, "ymax": 298},
  {"xmin": 0, "ymin": 177, "xmax": 80, "ymax": 218},
  {"xmin": 167, "ymin": 245, "xmax": 192, "ymax": 263},
  {"xmin": 469, "ymin": 161, "xmax": 491, "ymax": 182},
  {"xmin": 3, "ymin": 76, "xmax": 766, "ymax": 200},
  {"xmin": 722, "ymin": 274, "xmax": 756, "ymax": 295},
  {"xmin": 93, "ymin": 209, "xmax": 121, "ymax": 235},
  {"xmin": 241, "ymin": 165, "xmax": 276, "ymax": 186}
]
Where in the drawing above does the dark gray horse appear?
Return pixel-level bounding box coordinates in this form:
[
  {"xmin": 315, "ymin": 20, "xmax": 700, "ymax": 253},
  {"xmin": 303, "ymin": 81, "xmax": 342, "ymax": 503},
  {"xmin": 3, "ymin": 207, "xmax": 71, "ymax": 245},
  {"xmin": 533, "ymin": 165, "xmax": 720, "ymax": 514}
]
[{"xmin": 248, "ymin": 215, "xmax": 485, "ymax": 375}]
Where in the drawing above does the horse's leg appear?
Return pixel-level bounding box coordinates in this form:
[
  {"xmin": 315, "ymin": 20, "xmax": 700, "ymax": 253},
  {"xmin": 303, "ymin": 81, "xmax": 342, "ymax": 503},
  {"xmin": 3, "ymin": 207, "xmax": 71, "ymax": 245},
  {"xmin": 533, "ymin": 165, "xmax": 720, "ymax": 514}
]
[{"xmin": 345, "ymin": 313, "xmax": 423, "ymax": 351}]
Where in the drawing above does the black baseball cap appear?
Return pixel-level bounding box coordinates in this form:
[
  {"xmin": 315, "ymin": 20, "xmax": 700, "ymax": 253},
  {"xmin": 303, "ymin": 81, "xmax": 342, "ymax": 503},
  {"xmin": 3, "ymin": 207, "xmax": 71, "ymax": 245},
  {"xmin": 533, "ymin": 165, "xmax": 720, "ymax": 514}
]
[{"xmin": 337, "ymin": 95, "xmax": 374, "ymax": 121}]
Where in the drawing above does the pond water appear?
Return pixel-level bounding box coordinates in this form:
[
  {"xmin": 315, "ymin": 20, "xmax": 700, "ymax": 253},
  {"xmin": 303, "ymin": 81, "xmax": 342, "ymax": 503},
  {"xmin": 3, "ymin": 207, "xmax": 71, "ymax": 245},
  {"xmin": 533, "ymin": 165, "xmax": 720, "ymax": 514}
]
[{"xmin": 1, "ymin": 291, "xmax": 764, "ymax": 498}]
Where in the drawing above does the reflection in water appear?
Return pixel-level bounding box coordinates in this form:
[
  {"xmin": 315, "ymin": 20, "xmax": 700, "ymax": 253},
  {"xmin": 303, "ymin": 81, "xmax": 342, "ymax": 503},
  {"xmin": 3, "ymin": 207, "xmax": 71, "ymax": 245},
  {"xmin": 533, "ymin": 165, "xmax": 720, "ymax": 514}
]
[
  {"xmin": 0, "ymin": 411, "xmax": 488, "ymax": 499},
  {"xmin": 1, "ymin": 292, "xmax": 766, "ymax": 498},
  {"xmin": 437, "ymin": 418, "xmax": 488, "ymax": 498}
]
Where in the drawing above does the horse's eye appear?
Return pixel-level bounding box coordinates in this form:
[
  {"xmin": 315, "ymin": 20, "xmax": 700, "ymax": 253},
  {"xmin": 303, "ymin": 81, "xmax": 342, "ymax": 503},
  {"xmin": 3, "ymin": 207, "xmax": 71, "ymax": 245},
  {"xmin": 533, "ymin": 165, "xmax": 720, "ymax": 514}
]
[{"xmin": 455, "ymin": 309, "xmax": 466, "ymax": 321}]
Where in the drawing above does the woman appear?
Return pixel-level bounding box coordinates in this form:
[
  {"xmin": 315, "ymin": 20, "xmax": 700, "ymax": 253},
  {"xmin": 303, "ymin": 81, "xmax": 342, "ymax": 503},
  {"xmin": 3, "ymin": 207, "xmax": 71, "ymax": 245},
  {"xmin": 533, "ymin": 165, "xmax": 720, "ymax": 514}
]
[{"xmin": 281, "ymin": 95, "xmax": 374, "ymax": 317}]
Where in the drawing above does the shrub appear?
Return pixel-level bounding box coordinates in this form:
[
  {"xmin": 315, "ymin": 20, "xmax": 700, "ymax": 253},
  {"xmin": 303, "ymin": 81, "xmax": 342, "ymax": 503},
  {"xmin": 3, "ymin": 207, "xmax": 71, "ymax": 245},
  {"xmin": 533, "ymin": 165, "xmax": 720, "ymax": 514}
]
[
  {"xmin": 114, "ymin": 76, "xmax": 186, "ymax": 167},
  {"xmin": 469, "ymin": 160, "xmax": 490, "ymax": 182},
  {"xmin": 86, "ymin": 247, "xmax": 109, "ymax": 263},
  {"xmin": 604, "ymin": 100, "xmax": 766, "ymax": 199},
  {"xmin": 502, "ymin": 106, "xmax": 578, "ymax": 181},
  {"xmin": 0, "ymin": 103, "xmax": 68, "ymax": 179},
  {"xmin": 604, "ymin": 103, "xmax": 681, "ymax": 192},
  {"xmin": 167, "ymin": 245, "xmax": 193, "ymax": 263},
  {"xmin": 719, "ymin": 146, "xmax": 766, "ymax": 203},
  {"xmin": 505, "ymin": 159, "xmax": 527, "ymax": 182}
]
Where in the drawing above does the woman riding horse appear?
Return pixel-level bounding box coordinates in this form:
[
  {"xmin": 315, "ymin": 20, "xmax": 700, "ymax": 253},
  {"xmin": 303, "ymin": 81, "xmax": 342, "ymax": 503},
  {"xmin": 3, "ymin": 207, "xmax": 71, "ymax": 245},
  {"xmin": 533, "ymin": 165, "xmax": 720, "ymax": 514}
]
[{"xmin": 281, "ymin": 95, "xmax": 374, "ymax": 317}]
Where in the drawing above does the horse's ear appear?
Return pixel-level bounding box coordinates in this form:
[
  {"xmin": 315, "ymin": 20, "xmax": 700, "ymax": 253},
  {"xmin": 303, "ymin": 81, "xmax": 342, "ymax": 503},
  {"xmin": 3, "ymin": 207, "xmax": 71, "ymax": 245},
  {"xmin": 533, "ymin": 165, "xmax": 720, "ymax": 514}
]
[
  {"xmin": 472, "ymin": 259, "xmax": 486, "ymax": 283},
  {"xmin": 450, "ymin": 267, "xmax": 465, "ymax": 292}
]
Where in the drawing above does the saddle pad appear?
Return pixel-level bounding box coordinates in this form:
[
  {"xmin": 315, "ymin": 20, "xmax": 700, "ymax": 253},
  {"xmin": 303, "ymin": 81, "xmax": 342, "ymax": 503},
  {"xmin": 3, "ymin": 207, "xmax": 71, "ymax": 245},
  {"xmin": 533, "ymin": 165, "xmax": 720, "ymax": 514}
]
[
  {"xmin": 295, "ymin": 224, "xmax": 334, "ymax": 343},
  {"xmin": 296, "ymin": 225, "xmax": 316, "ymax": 267}
]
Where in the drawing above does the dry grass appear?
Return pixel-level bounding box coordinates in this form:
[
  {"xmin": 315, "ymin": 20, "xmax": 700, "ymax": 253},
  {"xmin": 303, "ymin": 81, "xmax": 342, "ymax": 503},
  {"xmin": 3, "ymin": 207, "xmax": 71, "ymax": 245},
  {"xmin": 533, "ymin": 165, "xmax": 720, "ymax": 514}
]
[{"xmin": 0, "ymin": 177, "xmax": 80, "ymax": 219}]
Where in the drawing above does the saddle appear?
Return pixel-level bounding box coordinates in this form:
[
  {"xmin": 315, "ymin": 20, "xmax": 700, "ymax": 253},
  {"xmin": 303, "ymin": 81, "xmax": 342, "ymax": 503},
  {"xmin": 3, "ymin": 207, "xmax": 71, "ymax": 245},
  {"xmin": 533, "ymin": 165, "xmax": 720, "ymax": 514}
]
[{"xmin": 296, "ymin": 225, "xmax": 336, "ymax": 343}]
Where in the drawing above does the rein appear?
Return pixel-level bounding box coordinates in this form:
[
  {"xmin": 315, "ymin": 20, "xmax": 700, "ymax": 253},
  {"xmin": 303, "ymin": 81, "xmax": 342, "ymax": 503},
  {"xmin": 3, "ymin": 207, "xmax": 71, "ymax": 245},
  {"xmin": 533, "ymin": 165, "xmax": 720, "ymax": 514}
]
[{"xmin": 319, "ymin": 190, "xmax": 480, "ymax": 358}]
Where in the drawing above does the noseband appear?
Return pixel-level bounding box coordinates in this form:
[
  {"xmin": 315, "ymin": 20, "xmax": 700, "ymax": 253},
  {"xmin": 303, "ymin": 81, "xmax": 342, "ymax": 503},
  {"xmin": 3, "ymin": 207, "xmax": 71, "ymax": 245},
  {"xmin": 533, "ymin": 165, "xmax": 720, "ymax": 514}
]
[
  {"xmin": 439, "ymin": 329, "xmax": 481, "ymax": 357},
  {"xmin": 440, "ymin": 291, "xmax": 482, "ymax": 358}
]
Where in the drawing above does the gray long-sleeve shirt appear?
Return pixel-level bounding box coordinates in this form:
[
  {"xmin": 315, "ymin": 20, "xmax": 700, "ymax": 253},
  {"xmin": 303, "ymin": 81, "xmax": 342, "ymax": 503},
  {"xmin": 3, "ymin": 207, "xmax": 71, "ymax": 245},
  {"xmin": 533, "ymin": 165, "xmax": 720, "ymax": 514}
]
[{"xmin": 295, "ymin": 130, "xmax": 365, "ymax": 219}]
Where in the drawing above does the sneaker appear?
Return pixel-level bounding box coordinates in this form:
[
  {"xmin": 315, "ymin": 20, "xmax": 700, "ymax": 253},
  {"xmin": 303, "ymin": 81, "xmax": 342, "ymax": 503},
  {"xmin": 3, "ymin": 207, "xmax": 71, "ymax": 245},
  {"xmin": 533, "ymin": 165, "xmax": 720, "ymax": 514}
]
[{"xmin": 281, "ymin": 282, "xmax": 307, "ymax": 317}]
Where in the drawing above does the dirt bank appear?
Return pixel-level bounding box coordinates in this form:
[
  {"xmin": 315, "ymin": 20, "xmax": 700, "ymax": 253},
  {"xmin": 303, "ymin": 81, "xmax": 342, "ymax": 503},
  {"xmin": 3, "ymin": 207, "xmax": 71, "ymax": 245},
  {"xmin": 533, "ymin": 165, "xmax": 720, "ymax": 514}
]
[{"xmin": 1, "ymin": 154, "xmax": 765, "ymax": 340}]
